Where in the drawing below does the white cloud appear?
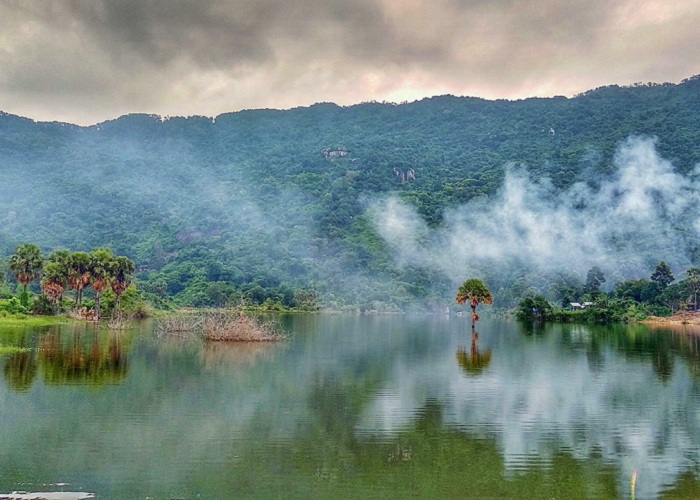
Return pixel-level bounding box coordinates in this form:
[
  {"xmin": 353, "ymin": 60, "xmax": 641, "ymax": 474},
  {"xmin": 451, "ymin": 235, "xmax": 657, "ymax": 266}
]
[{"xmin": 370, "ymin": 136, "xmax": 700, "ymax": 282}]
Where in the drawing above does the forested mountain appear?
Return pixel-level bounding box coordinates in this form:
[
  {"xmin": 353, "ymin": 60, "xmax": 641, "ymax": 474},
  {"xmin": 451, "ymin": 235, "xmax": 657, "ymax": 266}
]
[{"xmin": 2, "ymin": 76, "xmax": 700, "ymax": 310}]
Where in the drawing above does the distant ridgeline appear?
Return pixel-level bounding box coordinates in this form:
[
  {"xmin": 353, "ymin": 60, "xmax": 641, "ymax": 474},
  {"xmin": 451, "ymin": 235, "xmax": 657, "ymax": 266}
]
[{"xmin": 1, "ymin": 76, "xmax": 700, "ymax": 311}]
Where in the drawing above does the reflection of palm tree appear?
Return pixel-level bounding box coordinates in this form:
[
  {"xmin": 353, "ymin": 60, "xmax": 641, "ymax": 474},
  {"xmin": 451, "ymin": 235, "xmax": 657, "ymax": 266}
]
[
  {"xmin": 106, "ymin": 335, "xmax": 128, "ymax": 381},
  {"xmin": 456, "ymin": 331, "xmax": 492, "ymax": 375},
  {"xmin": 3, "ymin": 351, "xmax": 38, "ymax": 392},
  {"xmin": 39, "ymin": 333, "xmax": 128, "ymax": 385}
]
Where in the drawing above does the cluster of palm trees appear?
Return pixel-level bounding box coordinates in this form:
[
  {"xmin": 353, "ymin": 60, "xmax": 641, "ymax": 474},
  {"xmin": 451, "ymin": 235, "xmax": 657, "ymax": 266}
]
[{"xmin": 7, "ymin": 243, "xmax": 135, "ymax": 320}]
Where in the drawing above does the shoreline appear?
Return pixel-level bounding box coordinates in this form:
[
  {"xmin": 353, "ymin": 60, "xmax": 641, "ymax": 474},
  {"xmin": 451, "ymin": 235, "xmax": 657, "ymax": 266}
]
[
  {"xmin": 641, "ymin": 311, "xmax": 700, "ymax": 328},
  {"xmin": 639, "ymin": 312, "xmax": 700, "ymax": 336}
]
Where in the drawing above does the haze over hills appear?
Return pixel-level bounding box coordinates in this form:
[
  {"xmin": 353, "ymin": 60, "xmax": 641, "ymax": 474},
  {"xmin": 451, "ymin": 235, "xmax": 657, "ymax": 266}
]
[{"xmin": 2, "ymin": 76, "xmax": 700, "ymax": 310}]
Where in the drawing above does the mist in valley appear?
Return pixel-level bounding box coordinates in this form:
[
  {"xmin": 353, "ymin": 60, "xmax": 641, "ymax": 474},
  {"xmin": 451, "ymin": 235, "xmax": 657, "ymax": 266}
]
[
  {"xmin": 2, "ymin": 87, "xmax": 700, "ymax": 310},
  {"xmin": 371, "ymin": 136, "xmax": 700, "ymax": 303}
]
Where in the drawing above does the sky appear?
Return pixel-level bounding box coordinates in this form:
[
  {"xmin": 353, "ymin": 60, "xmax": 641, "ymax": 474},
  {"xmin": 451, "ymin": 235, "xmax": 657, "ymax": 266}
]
[{"xmin": 1, "ymin": 0, "xmax": 699, "ymax": 126}]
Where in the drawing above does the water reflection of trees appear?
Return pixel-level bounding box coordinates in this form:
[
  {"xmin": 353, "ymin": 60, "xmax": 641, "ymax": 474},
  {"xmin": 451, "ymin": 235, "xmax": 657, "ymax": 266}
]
[
  {"xmin": 456, "ymin": 331, "xmax": 492, "ymax": 375},
  {"xmin": 3, "ymin": 351, "xmax": 38, "ymax": 392},
  {"xmin": 39, "ymin": 333, "xmax": 128, "ymax": 385},
  {"xmin": 274, "ymin": 397, "xmax": 622, "ymax": 499},
  {"xmin": 527, "ymin": 322, "xmax": 700, "ymax": 383}
]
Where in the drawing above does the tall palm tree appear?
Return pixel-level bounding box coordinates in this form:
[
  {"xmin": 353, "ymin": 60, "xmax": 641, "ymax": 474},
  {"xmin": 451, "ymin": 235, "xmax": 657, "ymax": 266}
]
[
  {"xmin": 68, "ymin": 251, "xmax": 91, "ymax": 308},
  {"xmin": 108, "ymin": 255, "xmax": 135, "ymax": 316},
  {"xmin": 89, "ymin": 248, "xmax": 114, "ymax": 321},
  {"xmin": 455, "ymin": 278, "xmax": 493, "ymax": 325},
  {"xmin": 46, "ymin": 250, "xmax": 72, "ymax": 308},
  {"xmin": 8, "ymin": 243, "xmax": 43, "ymax": 293},
  {"xmin": 41, "ymin": 261, "xmax": 68, "ymax": 315}
]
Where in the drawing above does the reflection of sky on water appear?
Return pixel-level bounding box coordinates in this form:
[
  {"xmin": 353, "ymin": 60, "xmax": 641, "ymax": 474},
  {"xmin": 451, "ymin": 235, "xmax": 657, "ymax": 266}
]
[{"xmin": 356, "ymin": 323, "xmax": 700, "ymax": 499}]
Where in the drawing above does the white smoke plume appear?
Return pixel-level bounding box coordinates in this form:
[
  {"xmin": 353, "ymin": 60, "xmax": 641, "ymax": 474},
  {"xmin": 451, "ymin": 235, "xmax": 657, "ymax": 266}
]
[{"xmin": 370, "ymin": 136, "xmax": 700, "ymax": 285}]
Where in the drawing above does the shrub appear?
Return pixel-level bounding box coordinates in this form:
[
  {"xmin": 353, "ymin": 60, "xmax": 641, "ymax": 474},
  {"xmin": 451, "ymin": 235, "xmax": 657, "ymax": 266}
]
[
  {"xmin": 31, "ymin": 294, "xmax": 54, "ymax": 316},
  {"xmin": 516, "ymin": 295, "xmax": 553, "ymax": 321},
  {"xmin": 0, "ymin": 297, "xmax": 28, "ymax": 315}
]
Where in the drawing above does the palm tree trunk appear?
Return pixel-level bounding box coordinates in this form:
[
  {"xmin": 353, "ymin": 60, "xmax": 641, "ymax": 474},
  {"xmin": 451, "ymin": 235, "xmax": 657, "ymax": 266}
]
[{"xmin": 114, "ymin": 294, "xmax": 121, "ymax": 318}]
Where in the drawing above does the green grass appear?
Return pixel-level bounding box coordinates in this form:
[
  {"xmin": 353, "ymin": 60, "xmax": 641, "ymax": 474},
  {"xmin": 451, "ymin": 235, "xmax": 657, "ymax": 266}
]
[{"xmin": 0, "ymin": 314, "xmax": 71, "ymax": 327}]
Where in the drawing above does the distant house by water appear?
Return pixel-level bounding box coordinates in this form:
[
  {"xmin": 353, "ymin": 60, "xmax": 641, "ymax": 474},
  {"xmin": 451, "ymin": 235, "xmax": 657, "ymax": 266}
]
[{"xmin": 569, "ymin": 302, "xmax": 594, "ymax": 310}]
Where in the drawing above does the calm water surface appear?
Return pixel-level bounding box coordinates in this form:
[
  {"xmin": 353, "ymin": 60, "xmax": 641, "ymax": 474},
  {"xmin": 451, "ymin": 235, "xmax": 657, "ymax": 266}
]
[{"xmin": 2, "ymin": 315, "xmax": 700, "ymax": 499}]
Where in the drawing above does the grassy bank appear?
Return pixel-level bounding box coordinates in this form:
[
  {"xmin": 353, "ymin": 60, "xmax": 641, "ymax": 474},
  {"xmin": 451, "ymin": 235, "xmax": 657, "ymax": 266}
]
[{"xmin": 0, "ymin": 314, "xmax": 71, "ymax": 327}]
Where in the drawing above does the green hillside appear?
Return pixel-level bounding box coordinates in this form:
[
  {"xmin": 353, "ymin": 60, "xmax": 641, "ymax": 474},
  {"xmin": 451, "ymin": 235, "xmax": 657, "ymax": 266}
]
[{"xmin": 2, "ymin": 76, "xmax": 700, "ymax": 310}]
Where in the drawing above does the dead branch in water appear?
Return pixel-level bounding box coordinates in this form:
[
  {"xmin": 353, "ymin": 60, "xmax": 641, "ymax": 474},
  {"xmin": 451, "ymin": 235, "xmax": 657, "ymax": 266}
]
[
  {"xmin": 107, "ymin": 312, "xmax": 130, "ymax": 330},
  {"xmin": 155, "ymin": 314, "xmax": 203, "ymax": 338},
  {"xmin": 202, "ymin": 312, "xmax": 285, "ymax": 342},
  {"xmin": 155, "ymin": 309, "xmax": 287, "ymax": 342}
]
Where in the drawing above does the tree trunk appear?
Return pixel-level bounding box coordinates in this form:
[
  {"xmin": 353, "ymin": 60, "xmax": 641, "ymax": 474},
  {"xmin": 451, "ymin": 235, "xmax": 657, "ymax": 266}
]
[
  {"xmin": 114, "ymin": 294, "xmax": 121, "ymax": 318},
  {"xmin": 470, "ymin": 299, "xmax": 480, "ymax": 324},
  {"xmin": 95, "ymin": 292, "xmax": 101, "ymax": 321}
]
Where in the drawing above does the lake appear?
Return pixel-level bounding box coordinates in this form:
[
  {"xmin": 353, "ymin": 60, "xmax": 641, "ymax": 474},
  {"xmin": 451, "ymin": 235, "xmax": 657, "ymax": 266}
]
[{"xmin": 2, "ymin": 315, "xmax": 700, "ymax": 499}]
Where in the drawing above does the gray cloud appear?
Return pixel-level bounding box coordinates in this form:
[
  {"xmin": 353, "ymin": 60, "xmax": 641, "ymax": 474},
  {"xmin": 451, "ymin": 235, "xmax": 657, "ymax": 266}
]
[{"xmin": 0, "ymin": 0, "xmax": 699, "ymax": 124}]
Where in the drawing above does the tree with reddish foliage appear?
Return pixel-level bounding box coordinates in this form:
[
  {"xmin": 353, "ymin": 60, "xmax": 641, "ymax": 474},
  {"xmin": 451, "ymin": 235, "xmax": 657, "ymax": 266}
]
[
  {"xmin": 41, "ymin": 262, "xmax": 68, "ymax": 315},
  {"xmin": 89, "ymin": 248, "xmax": 114, "ymax": 321},
  {"xmin": 456, "ymin": 278, "xmax": 493, "ymax": 326},
  {"xmin": 68, "ymin": 251, "xmax": 92, "ymax": 308},
  {"xmin": 108, "ymin": 256, "xmax": 135, "ymax": 317}
]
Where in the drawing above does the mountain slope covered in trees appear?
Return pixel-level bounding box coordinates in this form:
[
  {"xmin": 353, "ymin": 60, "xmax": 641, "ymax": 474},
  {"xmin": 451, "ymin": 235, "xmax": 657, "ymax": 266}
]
[{"xmin": 2, "ymin": 76, "xmax": 700, "ymax": 310}]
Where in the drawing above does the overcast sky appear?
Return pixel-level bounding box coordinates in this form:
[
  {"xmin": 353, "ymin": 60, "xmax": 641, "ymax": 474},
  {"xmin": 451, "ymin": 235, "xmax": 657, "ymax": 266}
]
[{"xmin": 1, "ymin": 0, "xmax": 699, "ymax": 125}]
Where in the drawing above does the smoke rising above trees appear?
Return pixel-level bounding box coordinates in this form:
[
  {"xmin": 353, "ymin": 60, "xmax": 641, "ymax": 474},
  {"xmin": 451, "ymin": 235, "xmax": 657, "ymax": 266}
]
[{"xmin": 371, "ymin": 136, "xmax": 700, "ymax": 295}]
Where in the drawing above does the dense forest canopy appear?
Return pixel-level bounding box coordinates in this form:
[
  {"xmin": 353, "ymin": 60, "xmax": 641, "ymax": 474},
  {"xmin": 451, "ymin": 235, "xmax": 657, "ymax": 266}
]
[{"xmin": 2, "ymin": 76, "xmax": 700, "ymax": 311}]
